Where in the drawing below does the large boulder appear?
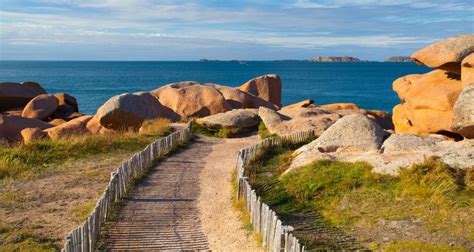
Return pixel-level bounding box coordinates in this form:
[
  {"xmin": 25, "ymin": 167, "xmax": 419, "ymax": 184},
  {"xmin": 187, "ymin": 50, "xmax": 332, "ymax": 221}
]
[
  {"xmin": 290, "ymin": 114, "xmax": 386, "ymax": 170},
  {"xmin": 206, "ymin": 83, "xmax": 276, "ymax": 110},
  {"xmin": 0, "ymin": 82, "xmax": 47, "ymax": 112},
  {"xmin": 461, "ymin": 53, "xmax": 474, "ymax": 87},
  {"xmin": 21, "ymin": 128, "xmax": 48, "ymax": 144},
  {"xmin": 239, "ymin": 74, "xmax": 282, "ymax": 108},
  {"xmin": 259, "ymin": 107, "xmax": 341, "ymax": 136},
  {"xmin": 452, "ymin": 84, "xmax": 474, "ymax": 138},
  {"xmin": 53, "ymin": 93, "xmax": 79, "ymax": 119},
  {"xmin": 45, "ymin": 115, "xmax": 93, "ymax": 140},
  {"xmin": 21, "ymin": 94, "xmax": 59, "ymax": 120},
  {"xmin": 94, "ymin": 92, "xmax": 178, "ymax": 131},
  {"xmin": 0, "ymin": 115, "xmax": 52, "ymax": 141},
  {"xmin": 392, "ymin": 70, "xmax": 462, "ymax": 134},
  {"xmin": 411, "ymin": 34, "xmax": 474, "ymax": 74},
  {"xmin": 196, "ymin": 109, "xmax": 260, "ymax": 129},
  {"xmin": 152, "ymin": 82, "xmax": 231, "ymax": 118}
]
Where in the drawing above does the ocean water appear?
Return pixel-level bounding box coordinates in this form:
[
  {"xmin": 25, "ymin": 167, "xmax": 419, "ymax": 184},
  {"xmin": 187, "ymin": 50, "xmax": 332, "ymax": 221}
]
[{"xmin": 0, "ymin": 61, "xmax": 430, "ymax": 115}]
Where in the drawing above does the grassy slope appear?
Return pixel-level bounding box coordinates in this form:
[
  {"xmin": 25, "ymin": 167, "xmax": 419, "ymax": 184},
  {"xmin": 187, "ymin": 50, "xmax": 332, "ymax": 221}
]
[
  {"xmin": 0, "ymin": 119, "xmax": 171, "ymax": 251},
  {"xmin": 247, "ymin": 143, "xmax": 474, "ymax": 251}
]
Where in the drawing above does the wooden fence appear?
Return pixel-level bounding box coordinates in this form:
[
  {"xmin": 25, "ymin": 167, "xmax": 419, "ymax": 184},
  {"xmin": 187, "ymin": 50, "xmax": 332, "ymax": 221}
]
[
  {"xmin": 236, "ymin": 130, "xmax": 315, "ymax": 252},
  {"xmin": 61, "ymin": 122, "xmax": 192, "ymax": 252}
]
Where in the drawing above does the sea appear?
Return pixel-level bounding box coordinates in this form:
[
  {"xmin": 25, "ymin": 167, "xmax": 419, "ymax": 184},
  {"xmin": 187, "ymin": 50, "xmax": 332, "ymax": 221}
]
[{"xmin": 0, "ymin": 61, "xmax": 430, "ymax": 115}]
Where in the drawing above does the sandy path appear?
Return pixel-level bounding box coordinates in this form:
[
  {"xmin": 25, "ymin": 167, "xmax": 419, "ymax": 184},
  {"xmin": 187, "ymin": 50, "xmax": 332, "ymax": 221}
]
[{"xmin": 198, "ymin": 135, "xmax": 263, "ymax": 252}]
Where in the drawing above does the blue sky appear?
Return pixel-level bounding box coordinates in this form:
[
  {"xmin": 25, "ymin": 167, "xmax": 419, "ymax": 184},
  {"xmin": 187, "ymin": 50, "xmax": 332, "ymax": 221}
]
[{"xmin": 0, "ymin": 0, "xmax": 473, "ymax": 60}]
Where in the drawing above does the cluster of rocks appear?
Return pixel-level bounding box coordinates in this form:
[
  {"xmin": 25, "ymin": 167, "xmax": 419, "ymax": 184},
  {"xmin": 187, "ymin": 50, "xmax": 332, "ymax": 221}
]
[
  {"xmin": 393, "ymin": 34, "xmax": 474, "ymax": 139},
  {"xmin": 289, "ymin": 34, "xmax": 474, "ymax": 175},
  {"xmin": 288, "ymin": 114, "xmax": 473, "ymax": 175},
  {"xmin": 0, "ymin": 75, "xmax": 282, "ymax": 143},
  {"xmin": 0, "ymin": 82, "xmax": 89, "ymax": 143}
]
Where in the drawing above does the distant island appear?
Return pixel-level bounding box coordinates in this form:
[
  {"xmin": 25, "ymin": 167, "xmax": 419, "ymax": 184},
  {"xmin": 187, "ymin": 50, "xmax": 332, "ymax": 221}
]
[
  {"xmin": 309, "ymin": 56, "xmax": 368, "ymax": 62},
  {"xmin": 385, "ymin": 56, "xmax": 412, "ymax": 62}
]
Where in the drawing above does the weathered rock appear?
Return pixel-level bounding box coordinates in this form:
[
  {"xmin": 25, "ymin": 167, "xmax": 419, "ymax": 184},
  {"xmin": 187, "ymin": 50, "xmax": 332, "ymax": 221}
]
[
  {"xmin": 0, "ymin": 81, "xmax": 47, "ymax": 112},
  {"xmin": 281, "ymin": 100, "xmax": 315, "ymax": 110},
  {"xmin": 0, "ymin": 115, "xmax": 52, "ymax": 141},
  {"xmin": 392, "ymin": 70, "xmax": 462, "ymax": 134},
  {"xmin": 289, "ymin": 114, "xmax": 386, "ymax": 171},
  {"xmin": 196, "ymin": 109, "xmax": 260, "ymax": 129},
  {"xmin": 461, "ymin": 53, "xmax": 474, "ymax": 87},
  {"xmin": 152, "ymin": 82, "xmax": 231, "ymax": 119},
  {"xmin": 95, "ymin": 92, "xmax": 179, "ymax": 131},
  {"xmin": 239, "ymin": 75, "xmax": 282, "ymax": 108},
  {"xmin": 321, "ymin": 103, "xmax": 359, "ymax": 111},
  {"xmin": 21, "ymin": 94, "xmax": 59, "ymax": 120},
  {"xmin": 53, "ymin": 93, "xmax": 79, "ymax": 118},
  {"xmin": 381, "ymin": 134, "xmax": 442, "ymax": 153},
  {"xmin": 259, "ymin": 107, "xmax": 341, "ymax": 136},
  {"xmin": 21, "ymin": 128, "xmax": 48, "ymax": 144},
  {"xmin": 289, "ymin": 133, "xmax": 473, "ymax": 176},
  {"xmin": 297, "ymin": 114, "xmax": 385, "ymax": 154},
  {"xmin": 45, "ymin": 115, "xmax": 93, "ymax": 140},
  {"xmin": 452, "ymin": 84, "xmax": 474, "ymax": 138},
  {"xmin": 206, "ymin": 83, "xmax": 276, "ymax": 110},
  {"xmin": 411, "ymin": 34, "xmax": 474, "ymax": 74}
]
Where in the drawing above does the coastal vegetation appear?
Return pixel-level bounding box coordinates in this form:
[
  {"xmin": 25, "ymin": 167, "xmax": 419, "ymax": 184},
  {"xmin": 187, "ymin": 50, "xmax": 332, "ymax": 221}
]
[
  {"xmin": 246, "ymin": 143, "xmax": 474, "ymax": 250},
  {"xmin": 0, "ymin": 120, "xmax": 171, "ymax": 251}
]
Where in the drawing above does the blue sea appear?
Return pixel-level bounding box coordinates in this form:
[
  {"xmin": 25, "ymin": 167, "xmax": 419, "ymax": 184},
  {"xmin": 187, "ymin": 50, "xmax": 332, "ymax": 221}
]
[{"xmin": 0, "ymin": 61, "xmax": 430, "ymax": 115}]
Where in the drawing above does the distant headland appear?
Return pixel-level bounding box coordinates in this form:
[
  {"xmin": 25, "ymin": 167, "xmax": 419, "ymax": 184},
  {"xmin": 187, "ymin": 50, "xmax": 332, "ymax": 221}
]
[
  {"xmin": 200, "ymin": 57, "xmax": 414, "ymax": 63},
  {"xmin": 308, "ymin": 56, "xmax": 367, "ymax": 62}
]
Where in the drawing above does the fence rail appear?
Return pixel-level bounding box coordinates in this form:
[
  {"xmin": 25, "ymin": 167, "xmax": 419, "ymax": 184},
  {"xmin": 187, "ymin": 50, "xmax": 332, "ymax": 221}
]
[
  {"xmin": 61, "ymin": 122, "xmax": 192, "ymax": 252},
  {"xmin": 236, "ymin": 130, "xmax": 315, "ymax": 252}
]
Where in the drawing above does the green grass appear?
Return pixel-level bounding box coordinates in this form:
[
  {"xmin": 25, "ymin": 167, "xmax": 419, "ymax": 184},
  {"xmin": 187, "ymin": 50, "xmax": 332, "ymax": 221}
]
[
  {"xmin": 71, "ymin": 202, "xmax": 96, "ymax": 222},
  {"xmin": 383, "ymin": 241, "xmax": 467, "ymax": 252},
  {"xmin": 247, "ymin": 143, "xmax": 474, "ymax": 250},
  {"xmin": 192, "ymin": 121, "xmax": 249, "ymax": 138},
  {"xmin": 0, "ymin": 126, "xmax": 172, "ymax": 181},
  {"xmin": 0, "ymin": 224, "xmax": 58, "ymax": 252}
]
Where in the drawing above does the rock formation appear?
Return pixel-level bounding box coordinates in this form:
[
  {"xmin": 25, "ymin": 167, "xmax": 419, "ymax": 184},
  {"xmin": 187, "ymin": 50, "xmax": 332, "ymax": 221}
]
[
  {"xmin": 412, "ymin": 34, "xmax": 474, "ymax": 74},
  {"xmin": 21, "ymin": 94, "xmax": 59, "ymax": 120},
  {"xmin": 239, "ymin": 75, "xmax": 282, "ymax": 108},
  {"xmin": 0, "ymin": 74, "xmax": 283, "ymax": 143},
  {"xmin": 0, "ymin": 82, "xmax": 46, "ymax": 112},
  {"xmin": 94, "ymin": 92, "xmax": 179, "ymax": 131},
  {"xmin": 393, "ymin": 35, "xmax": 474, "ymax": 139},
  {"xmin": 196, "ymin": 109, "xmax": 260, "ymax": 130}
]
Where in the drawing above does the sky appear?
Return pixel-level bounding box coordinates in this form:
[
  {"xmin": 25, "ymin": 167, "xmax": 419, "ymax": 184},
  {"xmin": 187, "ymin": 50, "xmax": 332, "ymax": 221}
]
[{"xmin": 0, "ymin": 0, "xmax": 473, "ymax": 61}]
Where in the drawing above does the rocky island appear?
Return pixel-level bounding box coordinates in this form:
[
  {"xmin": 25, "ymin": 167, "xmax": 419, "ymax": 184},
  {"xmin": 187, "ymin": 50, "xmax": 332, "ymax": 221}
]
[
  {"xmin": 309, "ymin": 56, "xmax": 367, "ymax": 62},
  {"xmin": 385, "ymin": 56, "xmax": 412, "ymax": 62}
]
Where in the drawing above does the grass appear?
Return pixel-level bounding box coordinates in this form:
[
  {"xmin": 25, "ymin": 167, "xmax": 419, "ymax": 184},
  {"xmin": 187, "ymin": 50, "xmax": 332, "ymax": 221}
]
[
  {"xmin": 192, "ymin": 121, "xmax": 249, "ymax": 138},
  {"xmin": 0, "ymin": 224, "xmax": 57, "ymax": 252},
  {"xmin": 71, "ymin": 202, "xmax": 96, "ymax": 222},
  {"xmin": 247, "ymin": 142, "xmax": 474, "ymax": 250},
  {"xmin": 0, "ymin": 121, "xmax": 172, "ymax": 181}
]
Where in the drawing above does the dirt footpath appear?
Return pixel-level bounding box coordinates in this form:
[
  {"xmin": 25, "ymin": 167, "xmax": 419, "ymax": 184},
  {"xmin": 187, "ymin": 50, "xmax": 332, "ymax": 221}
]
[{"xmin": 198, "ymin": 135, "xmax": 262, "ymax": 252}]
